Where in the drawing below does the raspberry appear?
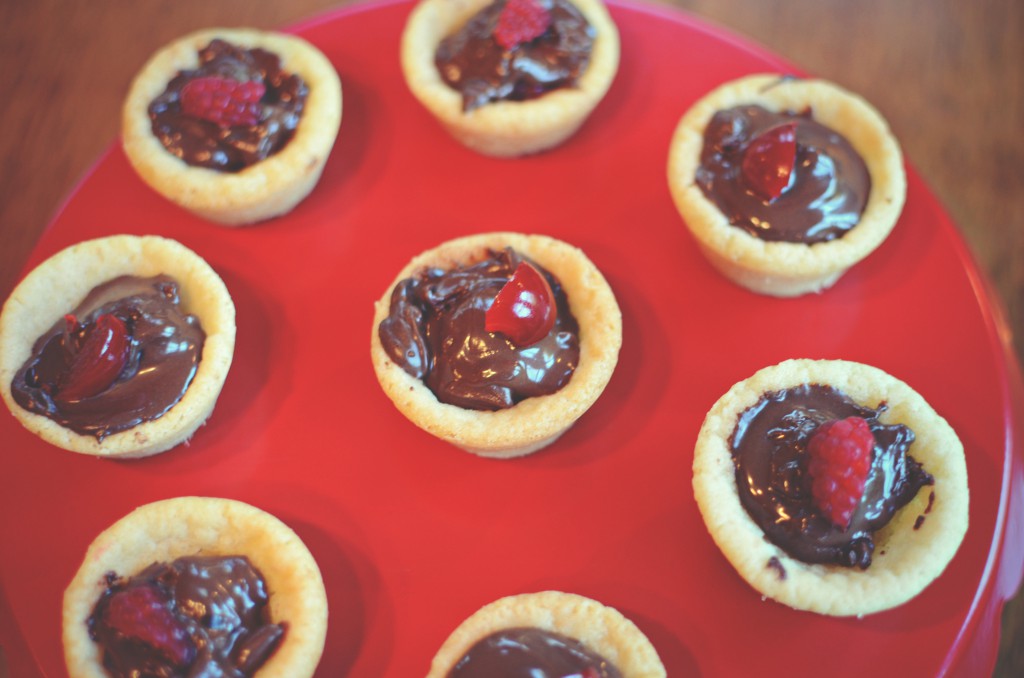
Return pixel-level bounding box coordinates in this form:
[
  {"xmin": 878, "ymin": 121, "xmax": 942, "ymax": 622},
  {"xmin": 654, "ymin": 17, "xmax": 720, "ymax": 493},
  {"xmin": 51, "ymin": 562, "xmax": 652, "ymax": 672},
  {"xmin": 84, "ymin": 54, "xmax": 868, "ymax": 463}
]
[
  {"xmin": 180, "ymin": 76, "xmax": 265, "ymax": 127},
  {"xmin": 494, "ymin": 0, "xmax": 552, "ymax": 49},
  {"xmin": 806, "ymin": 416, "xmax": 875, "ymax": 529},
  {"xmin": 102, "ymin": 584, "xmax": 196, "ymax": 667}
]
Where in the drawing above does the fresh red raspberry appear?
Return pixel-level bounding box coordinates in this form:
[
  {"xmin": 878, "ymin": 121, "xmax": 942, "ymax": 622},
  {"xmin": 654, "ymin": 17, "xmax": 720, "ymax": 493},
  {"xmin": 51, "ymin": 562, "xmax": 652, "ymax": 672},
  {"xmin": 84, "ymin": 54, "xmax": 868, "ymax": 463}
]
[
  {"xmin": 103, "ymin": 584, "xmax": 196, "ymax": 667},
  {"xmin": 494, "ymin": 0, "xmax": 552, "ymax": 49},
  {"xmin": 180, "ymin": 76, "xmax": 265, "ymax": 127},
  {"xmin": 806, "ymin": 416, "xmax": 875, "ymax": 529}
]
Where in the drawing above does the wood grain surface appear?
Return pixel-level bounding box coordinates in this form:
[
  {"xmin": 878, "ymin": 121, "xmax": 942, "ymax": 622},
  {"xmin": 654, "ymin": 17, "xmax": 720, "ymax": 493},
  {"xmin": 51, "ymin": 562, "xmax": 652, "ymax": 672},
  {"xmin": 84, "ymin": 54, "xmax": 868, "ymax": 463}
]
[{"xmin": 0, "ymin": 0, "xmax": 1020, "ymax": 675}]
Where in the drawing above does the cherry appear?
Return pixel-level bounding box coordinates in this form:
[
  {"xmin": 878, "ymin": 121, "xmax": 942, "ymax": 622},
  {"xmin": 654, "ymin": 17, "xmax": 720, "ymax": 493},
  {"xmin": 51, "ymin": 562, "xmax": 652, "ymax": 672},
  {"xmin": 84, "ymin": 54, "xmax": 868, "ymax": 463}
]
[
  {"xmin": 740, "ymin": 121, "xmax": 797, "ymax": 202},
  {"xmin": 485, "ymin": 260, "xmax": 557, "ymax": 347},
  {"xmin": 103, "ymin": 584, "xmax": 196, "ymax": 667},
  {"xmin": 56, "ymin": 313, "xmax": 130, "ymax": 402}
]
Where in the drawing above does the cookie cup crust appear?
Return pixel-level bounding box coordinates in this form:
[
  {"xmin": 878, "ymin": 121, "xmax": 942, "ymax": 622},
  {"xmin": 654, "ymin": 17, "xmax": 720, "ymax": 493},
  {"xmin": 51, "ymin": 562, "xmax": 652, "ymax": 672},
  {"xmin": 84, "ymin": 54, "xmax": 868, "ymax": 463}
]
[
  {"xmin": 427, "ymin": 591, "xmax": 666, "ymax": 677},
  {"xmin": 122, "ymin": 27, "xmax": 342, "ymax": 225},
  {"xmin": 370, "ymin": 232, "xmax": 622, "ymax": 458},
  {"xmin": 667, "ymin": 74, "xmax": 906, "ymax": 296},
  {"xmin": 0, "ymin": 235, "xmax": 235, "ymax": 458},
  {"xmin": 400, "ymin": 0, "xmax": 620, "ymax": 157},
  {"xmin": 692, "ymin": 358, "xmax": 969, "ymax": 616},
  {"xmin": 62, "ymin": 496, "xmax": 328, "ymax": 678}
]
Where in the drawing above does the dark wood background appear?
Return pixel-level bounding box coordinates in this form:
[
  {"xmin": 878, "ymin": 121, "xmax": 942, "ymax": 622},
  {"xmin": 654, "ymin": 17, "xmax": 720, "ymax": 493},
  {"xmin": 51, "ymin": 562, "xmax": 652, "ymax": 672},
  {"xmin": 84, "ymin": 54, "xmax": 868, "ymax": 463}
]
[{"xmin": 1, "ymin": 0, "xmax": 1020, "ymax": 675}]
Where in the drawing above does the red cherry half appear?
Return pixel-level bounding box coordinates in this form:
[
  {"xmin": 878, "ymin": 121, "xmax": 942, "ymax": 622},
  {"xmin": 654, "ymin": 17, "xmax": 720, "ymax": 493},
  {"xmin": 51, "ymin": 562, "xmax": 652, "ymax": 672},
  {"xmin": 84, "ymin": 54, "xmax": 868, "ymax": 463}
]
[
  {"xmin": 740, "ymin": 121, "xmax": 797, "ymax": 202},
  {"xmin": 103, "ymin": 584, "xmax": 196, "ymax": 667},
  {"xmin": 485, "ymin": 261, "xmax": 557, "ymax": 347},
  {"xmin": 56, "ymin": 313, "xmax": 130, "ymax": 402}
]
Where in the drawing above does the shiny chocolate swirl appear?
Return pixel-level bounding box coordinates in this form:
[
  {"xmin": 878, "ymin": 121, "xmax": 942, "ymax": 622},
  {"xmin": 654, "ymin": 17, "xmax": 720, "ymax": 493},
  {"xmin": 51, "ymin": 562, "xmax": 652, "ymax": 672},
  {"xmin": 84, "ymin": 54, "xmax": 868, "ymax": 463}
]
[
  {"xmin": 696, "ymin": 104, "xmax": 871, "ymax": 243},
  {"xmin": 449, "ymin": 627, "xmax": 622, "ymax": 677},
  {"xmin": 89, "ymin": 555, "xmax": 286, "ymax": 677},
  {"xmin": 149, "ymin": 39, "xmax": 308, "ymax": 172},
  {"xmin": 730, "ymin": 384, "xmax": 934, "ymax": 569},
  {"xmin": 435, "ymin": 0, "xmax": 595, "ymax": 112},
  {"xmin": 378, "ymin": 247, "xmax": 579, "ymax": 411},
  {"xmin": 10, "ymin": 275, "xmax": 204, "ymax": 440}
]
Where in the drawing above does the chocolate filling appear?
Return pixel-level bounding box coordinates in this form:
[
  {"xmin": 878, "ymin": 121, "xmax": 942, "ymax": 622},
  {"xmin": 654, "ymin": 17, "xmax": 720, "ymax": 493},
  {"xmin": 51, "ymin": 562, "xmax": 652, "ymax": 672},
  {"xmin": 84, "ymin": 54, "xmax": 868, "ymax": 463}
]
[
  {"xmin": 449, "ymin": 627, "xmax": 622, "ymax": 677},
  {"xmin": 730, "ymin": 384, "xmax": 934, "ymax": 569},
  {"xmin": 89, "ymin": 555, "xmax": 285, "ymax": 677},
  {"xmin": 149, "ymin": 39, "xmax": 308, "ymax": 172},
  {"xmin": 10, "ymin": 275, "xmax": 204, "ymax": 441},
  {"xmin": 696, "ymin": 103, "xmax": 871, "ymax": 243},
  {"xmin": 435, "ymin": 0, "xmax": 595, "ymax": 112},
  {"xmin": 378, "ymin": 247, "xmax": 579, "ymax": 411}
]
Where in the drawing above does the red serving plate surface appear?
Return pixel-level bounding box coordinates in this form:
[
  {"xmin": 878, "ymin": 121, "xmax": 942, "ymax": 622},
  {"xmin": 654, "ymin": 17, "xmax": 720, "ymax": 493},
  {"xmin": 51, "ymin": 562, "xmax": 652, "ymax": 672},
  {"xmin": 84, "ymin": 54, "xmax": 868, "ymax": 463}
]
[{"xmin": 2, "ymin": 0, "xmax": 1023, "ymax": 675}]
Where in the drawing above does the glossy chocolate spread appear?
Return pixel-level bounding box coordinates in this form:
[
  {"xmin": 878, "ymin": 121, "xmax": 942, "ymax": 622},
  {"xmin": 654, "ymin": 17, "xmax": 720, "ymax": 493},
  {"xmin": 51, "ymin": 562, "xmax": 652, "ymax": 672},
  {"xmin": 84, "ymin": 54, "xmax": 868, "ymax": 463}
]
[
  {"xmin": 10, "ymin": 275, "xmax": 204, "ymax": 440},
  {"xmin": 730, "ymin": 384, "xmax": 934, "ymax": 569},
  {"xmin": 435, "ymin": 0, "xmax": 595, "ymax": 111},
  {"xmin": 696, "ymin": 104, "xmax": 871, "ymax": 243},
  {"xmin": 378, "ymin": 247, "xmax": 579, "ymax": 411},
  {"xmin": 449, "ymin": 627, "xmax": 622, "ymax": 677},
  {"xmin": 149, "ymin": 39, "xmax": 308, "ymax": 172},
  {"xmin": 89, "ymin": 555, "xmax": 285, "ymax": 677}
]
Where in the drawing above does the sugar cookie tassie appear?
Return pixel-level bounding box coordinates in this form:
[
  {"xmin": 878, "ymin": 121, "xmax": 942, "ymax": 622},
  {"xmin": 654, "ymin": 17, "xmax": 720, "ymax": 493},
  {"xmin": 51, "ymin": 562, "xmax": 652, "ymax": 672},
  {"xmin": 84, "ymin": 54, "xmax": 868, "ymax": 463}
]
[
  {"xmin": 692, "ymin": 359, "xmax": 969, "ymax": 616},
  {"xmin": 63, "ymin": 497, "xmax": 328, "ymax": 678},
  {"xmin": 123, "ymin": 27, "xmax": 342, "ymax": 225},
  {"xmin": 371, "ymin": 232, "xmax": 622, "ymax": 458},
  {"xmin": 667, "ymin": 74, "xmax": 906, "ymax": 296},
  {"xmin": 0, "ymin": 235, "xmax": 235, "ymax": 458},
  {"xmin": 401, "ymin": 0, "xmax": 620, "ymax": 157},
  {"xmin": 428, "ymin": 591, "xmax": 666, "ymax": 677}
]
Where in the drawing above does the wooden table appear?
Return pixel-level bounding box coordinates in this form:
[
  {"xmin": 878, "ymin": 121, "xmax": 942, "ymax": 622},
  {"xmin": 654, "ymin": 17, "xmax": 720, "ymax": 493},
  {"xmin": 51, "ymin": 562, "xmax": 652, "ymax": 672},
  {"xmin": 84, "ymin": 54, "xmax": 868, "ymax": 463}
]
[{"xmin": 1, "ymin": 0, "xmax": 1020, "ymax": 675}]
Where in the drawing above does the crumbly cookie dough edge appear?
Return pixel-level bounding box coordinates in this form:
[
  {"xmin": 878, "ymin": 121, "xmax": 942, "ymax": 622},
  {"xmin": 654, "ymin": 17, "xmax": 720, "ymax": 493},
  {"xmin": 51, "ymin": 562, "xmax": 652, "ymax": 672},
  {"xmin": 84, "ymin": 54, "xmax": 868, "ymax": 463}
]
[
  {"xmin": 122, "ymin": 27, "xmax": 342, "ymax": 224},
  {"xmin": 692, "ymin": 358, "xmax": 969, "ymax": 616},
  {"xmin": 400, "ymin": 0, "xmax": 620, "ymax": 156},
  {"xmin": 62, "ymin": 496, "xmax": 328, "ymax": 678},
  {"xmin": 426, "ymin": 590, "xmax": 666, "ymax": 677},
  {"xmin": 370, "ymin": 231, "xmax": 622, "ymax": 458},
  {"xmin": 0, "ymin": 234, "xmax": 236, "ymax": 458},
  {"xmin": 667, "ymin": 73, "xmax": 906, "ymax": 296}
]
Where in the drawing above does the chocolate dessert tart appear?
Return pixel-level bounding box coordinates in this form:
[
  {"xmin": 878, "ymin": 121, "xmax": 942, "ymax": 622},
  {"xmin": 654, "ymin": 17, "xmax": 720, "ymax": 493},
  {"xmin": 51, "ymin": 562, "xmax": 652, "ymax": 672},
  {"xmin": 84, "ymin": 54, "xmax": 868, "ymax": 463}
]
[
  {"xmin": 692, "ymin": 359, "xmax": 969, "ymax": 616},
  {"xmin": 122, "ymin": 28, "xmax": 342, "ymax": 225},
  {"xmin": 400, "ymin": 0, "xmax": 620, "ymax": 157},
  {"xmin": 63, "ymin": 497, "xmax": 328, "ymax": 678},
  {"xmin": 427, "ymin": 591, "xmax": 665, "ymax": 677},
  {"xmin": 0, "ymin": 235, "xmax": 235, "ymax": 458},
  {"xmin": 370, "ymin": 232, "xmax": 622, "ymax": 458},
  {"xmin": 667, "ymin": 74, "xmax": 906, "ymax": 296}
]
